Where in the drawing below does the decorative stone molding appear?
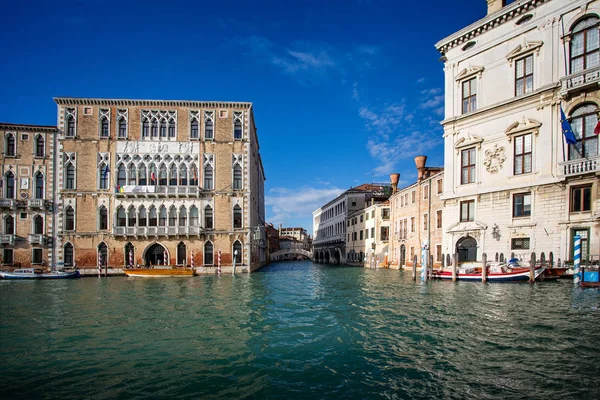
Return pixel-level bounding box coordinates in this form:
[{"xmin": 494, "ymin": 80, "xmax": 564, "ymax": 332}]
[
  {"xmin": 447, "ymin": 220, "xmax": 487, "ymax": 233},
  {"xmin": 454, "ymin": 133, "xmax": 483, "ymax": 153},
  {"xmin": 483, "ymin": 144, "xmax": 506, "ymax": 174},
  {"xmin": 505, "ymin": 117, "xmax": 542, "ymax": 141},
  {"xmin": 506, "ymin": 41, "xmax": 543, "ymax": 65},
  {"xmin": 455, "ymin": 66, "xmax": 484, "ymax": 82}
]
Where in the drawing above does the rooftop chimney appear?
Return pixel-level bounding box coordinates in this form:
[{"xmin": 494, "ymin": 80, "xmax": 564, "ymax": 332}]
[
  {"xmin": 486, "ymin": 0, "xmax": 506, "ymax": 15},
  {"xmin": 390, "ymin": 173, "xmax": 400, "ymax": 194},
  {"xmin": 415, "ymin": 155, "xmax": 427, "ymax": 181}
]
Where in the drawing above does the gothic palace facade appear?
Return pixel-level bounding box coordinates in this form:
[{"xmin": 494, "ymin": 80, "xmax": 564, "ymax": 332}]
[{"xmin": 1, "ymin": 98, "xmax": 266, "ymax": 272}]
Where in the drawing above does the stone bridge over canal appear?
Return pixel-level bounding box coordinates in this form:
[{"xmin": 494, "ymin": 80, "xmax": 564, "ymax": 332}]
[{"xmin": 269, "ymin": 249, "xmax": 313, "ymax": 262}]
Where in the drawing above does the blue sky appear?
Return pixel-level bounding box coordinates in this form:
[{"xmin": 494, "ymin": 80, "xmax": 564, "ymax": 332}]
[{"xmin": 0, "ymin": 0, "xmax": 489, "ymax": 234}]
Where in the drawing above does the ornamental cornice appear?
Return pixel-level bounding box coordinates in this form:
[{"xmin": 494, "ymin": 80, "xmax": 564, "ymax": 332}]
[
  {"xmin": 53, "ymin": 97, "xmax": 253, "ymax": 109},
  {"xmin": 505, "ymin": 41, "xmax": 544, "ymax": 65},
  {"xmin": 455, "ymin": 66, "xmax": 485, "ymax": 82},
  {"xmin": 505, "ymin": 117, "xmax": 542, "ymax": 140},
  {"xmin": 0, "ymin": 123, "xmax": 56, "ymax": 133},
  {"xmin": 435, "ymin": 0, "xmax": 549, "ymax": 55},
  {"xmin": 455, "ymin": 133, "xmax": 483, "ymax": 152}
]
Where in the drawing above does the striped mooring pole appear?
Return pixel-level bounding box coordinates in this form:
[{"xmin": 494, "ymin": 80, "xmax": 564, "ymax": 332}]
[
  {"xmin": 190, "ymin": 250, "xmax": 194, "ymax": 269},
  {"xmin": 574, "ymin": 235, "xmax": 581, "ymax": 285},
  {"xmin": 218, "ymin": 250, "xmax": 222, "ymax": 275}
]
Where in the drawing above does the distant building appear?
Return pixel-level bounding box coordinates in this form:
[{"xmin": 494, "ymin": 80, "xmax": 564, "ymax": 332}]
[
  {"xmin": 278, "ymin": 225, "xmax": 310, "ymax": 250},
  {"xmin": 389, "ymin": 156, "xmax": 443, "ymax": 269},
  {"xmin": 436, "ymin": 0, "xmax": 600, "ymax": 264},
  {"xmin": 313, "ymin": 183, "xmax": 390, "ymax": 264},
  {"xmin": 265, "ymin": 223, "xmax": 280, "ymax": 258}
]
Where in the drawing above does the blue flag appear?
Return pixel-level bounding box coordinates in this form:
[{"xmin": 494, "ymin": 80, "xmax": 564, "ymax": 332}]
[
  {"xmin": 103, "ymin": 165, "xmax": 110, "ymax": 178},
  {"xmin": 560, "ymin": 106, "xmax": 577, "ymax": 145}
]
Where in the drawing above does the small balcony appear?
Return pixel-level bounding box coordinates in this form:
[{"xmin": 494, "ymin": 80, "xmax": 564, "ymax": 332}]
[
  {"xmin": 394, "ymin": 230, "xmax": 408, "ymax": 241},
  {"xmin": 29, "ymin": 234, "xmax": 45, "ymax": 245},
  {"xmin": 113, "ymin": 225, "xmax": 203, "ymax": 237},
  {"xmin": 558, "ymin": 156, "xmax": 599, "ymax": 178},
  {"xmin": 0, "ymin": 234, "xmax": 15, "ymax": 245},
  {"xmin": 0, "ymin": 199, "xmax": 15, "ymax": 209},
  {"xmin": 28, "ymin": 199, "xmax": 44, "ymax": 209},
  {"xmin": 560, "ymin": 66, "xmax": 600, "ymax": 97},
  {"xmin": 115, "ymin": 185, "xmax": 201, "ymax": 198}
]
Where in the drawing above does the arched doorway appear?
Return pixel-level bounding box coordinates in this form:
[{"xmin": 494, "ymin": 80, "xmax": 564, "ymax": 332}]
[
  {"xmin": 145, "ymin": 243, "xmax": 167, "ymax": 266},
  {"xmin": 456, "ymin": 236, "xmax": 477, "ymax": 263},
  {"xmin": 400, "ymin": 244, "xmax": 406, "ymax": 266}
]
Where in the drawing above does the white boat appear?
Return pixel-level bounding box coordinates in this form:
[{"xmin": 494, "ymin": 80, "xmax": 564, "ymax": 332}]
[{"xmin": 0, "ymin": 268, "xmax": 80, "ymax": 279}]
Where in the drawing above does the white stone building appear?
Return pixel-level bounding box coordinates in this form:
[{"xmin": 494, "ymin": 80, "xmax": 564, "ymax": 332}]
[{"xmin": 436, "ymin": 0, "xmax": 600, "ymax": 264}]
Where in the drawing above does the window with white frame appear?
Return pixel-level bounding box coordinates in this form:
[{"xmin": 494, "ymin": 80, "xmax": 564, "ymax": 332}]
[
  {"xmin": 460, "ymin": 200, "xmax": 475, "ymax": 222},
  {"xmin": 514, "ymin": 134, "xmax": 532, "ymax": 175},
  {"xmin": 190, "ymin": 111, "xmax": 199, "ymax": 140},
  {"xmin": 461, "ymin": 147, "xmax": 476, "ymax": 184},
  {"xmin": 98, "ymin": 153, "xmax": 110, "ymax": 190},
  {"xmin": 117, "ymin": 109, "xmax": 128, "ymax": 139},
  {"xmin": 64, "ymin": 153, "xmax": 76, "ymax": 189},
  {"xmin": 4, "ymin": 133, "xmax": 16, "ymax": 157},
  {"xmin": 570, "ymin": 16, "xmax": 600, "ymax": 74},
  {"xmin": 513, "ymin": 193, "xmax": 531, "ymax": 218},
  {"xmin": 34, "ymin": 134, "xmax": 45, "ymax": 157},
  {"xmin": 462, "ymin": 78, "xmax": 477, "ymax": 113},
  {"xmin": 515, "ymin": 55, "xmax": 533, "ymax": 96},
  {"xmin": 65, "ymin": 108, "xmax": 76, "ymax": 137},
  {"xmin": 233, "ymin": 111, "xmax": 243, "ymax": 140},
  {"xmin": 233, "ymin": 204, "xmax": 242, "ymax": 229},
  {"xmin": 99, "ymin": 108, "xmax": 110, "ymax": 138},
  {"xmin": 569, "ymin": 103, "xmax": 599, "ymax": 160},
  {"xmin": 204, "ymin": 111, "xmax": 214, "ymax": 140},
  {"xmin": 232, "ymin": 154, "xmax": 243, "ymax": 190}
]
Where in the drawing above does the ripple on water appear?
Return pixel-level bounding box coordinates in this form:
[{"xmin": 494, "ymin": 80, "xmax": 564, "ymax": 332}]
[{"xmin": 1, "ymin": 264, "xmax": 600, "ymax": 399}]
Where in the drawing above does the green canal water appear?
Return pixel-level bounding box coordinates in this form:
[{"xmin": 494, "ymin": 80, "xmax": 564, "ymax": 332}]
[{"xmin": 1, "ymin": 261, "xmax": 600, "ymax": 399}]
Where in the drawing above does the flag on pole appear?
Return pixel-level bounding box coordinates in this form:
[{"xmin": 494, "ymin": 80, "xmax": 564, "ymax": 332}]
[
  {"xmin": 560, "ymin": 106, "xmax": 577, "ymax": 145},
  {"xmin": 103, "ymin": 165, "xmax": 110, "ymax": 179},
  {"xmin": 594, "ymin": 117, "xmax": 600, "ymax": 135}
]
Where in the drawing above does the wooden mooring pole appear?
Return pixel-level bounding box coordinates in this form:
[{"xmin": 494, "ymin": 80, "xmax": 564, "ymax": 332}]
[
  {"xmin": 452, "ymin": 253, "xmax": 458, "ymax": 282},
  {"xmin": 482, "ymin": 253, "xmax": 487, "ymax": 283},
  {"xmin": 412, "ymin": 255, "xmax": 417, "ymax": 281},
  {"xmin": 529, "ymin": 252, "xmax": 536, "ymax": 283}
]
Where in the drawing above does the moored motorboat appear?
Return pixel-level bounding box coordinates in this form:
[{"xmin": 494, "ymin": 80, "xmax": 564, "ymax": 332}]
[
  {"xmin": 124, "ymin": 266, "xmax": 195, "ymax": 277},
  {"xmin": 432, "ymin": 263, "xmax": 545, "ymax": 282},
  {"xmin": 0, "ymin": 268, "xmax": 80, "ymax": 279},
  {"xmin": 541, "ymin": 267, "xmax": 569, "ymax": 280}
]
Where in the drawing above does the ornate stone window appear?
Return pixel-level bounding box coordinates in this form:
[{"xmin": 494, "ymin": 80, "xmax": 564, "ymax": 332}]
[
  {"xmin": 570, "ymin": 16, "xmax": 600, "ymax": 74},
  {"xmin": 461, "ymin": 148, "xmax": 476, "ymax": 184},
  {"xmin": 456, "ymin": 66, "xmax": 483, "ymax": 114},
  {"xmin": 64, "ymin": 153, "xmax": 76, "ymax": 189},
  {"xmin": 4, "ymin": 214, "xmax": 14, "ymax": 234},
  {"xmin": 99, "ymin": 108, "xmax": 110, "ymax": 138},
  {"xmin": 33, "ymin": 214, "xmax": 44, "ymax": 235},
  {"xmin": 232, "ymin": 154, "xmax": 243, "ymax": 190},
  {"xmin": 4, "ymin": 132, "xmax": 16, "ymax": 157},
  {"xmin": 34, "ymin": 134, "xmax": 45, "ymax": 157},
  {"xmin": 34, "ymin": 171, "xmax": 44, "ymax": 199},
  {"xmin": 65, "ymin": 107, "xmax": 76, "ymax": 138},
  {"xmin": 98, "ymin": 153, "xmax": 110, "ymax": 189},
  {"xmin": 204, "ymin": 241, "xmax": 214, "ymax": 265},
  {"xmin": 141, "ymin": 110, "xmax": 177, "ymax": 141},
  {"xmin": 204, "ymin": 111, "xmax": 214, "ymax": 140},
  {"xmin": 513, "ymin": 135, "xmax": 532, "ymax": 175},
  {"xmin": 64, "ymin": 206, "xmax": 75, "ymax": 231},
  {"xmin": 190, "ymin": 111, "xmax": 199, "ymax": 140},
  {"xmin": 233, "ymin": 111, "xmax": 243, "ymax": 140},
  {"xmin": 233, "ymin": 204, "xmax": 242, "ymax": 229},
  {"xmin": 569, "ymin": 103, "xmax": 599, "ymax": 160},
  {"xmin": 204, "ymin": 205, "xmax": 213, "ymax": 229},
  {"xmin": 99, "ymin": 206, "xmax": 108, "ymax": 230},
  {"xmin": 204, "ymin": 154, "xmax": 214, "ymax": 190},
  {"xmin": 64, "ymin": 243, "xmax": 74, "ymax": 266},
  {"xmin": 117, "ymin": 109, "xmax": 128, "ymax": 139}
]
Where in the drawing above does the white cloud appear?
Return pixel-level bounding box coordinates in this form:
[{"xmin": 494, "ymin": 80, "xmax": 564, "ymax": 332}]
[
  {"xmin": 420, "ymin": 95, "xmax": 444, "ymax": 109},
  {"xmin": 359, "ymin": 103, "xmax": 405, "ymax": 136},
  {"xmin": 265, "ymin": 186, "xmax": 345, "ymax": 227},
  {"xmin": 416, "ymin": 77, "xmax": 426, "ymax": 84},
  {"xmin": 352, "ymin": 81, "xmax": 360, "ymax": 100}
]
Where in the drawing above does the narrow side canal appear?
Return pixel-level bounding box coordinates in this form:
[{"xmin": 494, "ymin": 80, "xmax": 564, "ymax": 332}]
[{"xmin": 1, "ymin": 261, "xmax": 599, "ymax": 399}]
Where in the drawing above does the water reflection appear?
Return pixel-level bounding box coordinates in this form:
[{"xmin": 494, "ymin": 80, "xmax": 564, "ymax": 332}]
[{"xmin": 0, "ymin": 263, "xmax": 599, "ymax": 399}]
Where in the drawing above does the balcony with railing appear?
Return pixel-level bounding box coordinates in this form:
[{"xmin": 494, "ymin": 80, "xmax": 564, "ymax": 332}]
[
  {"xmin": 394, "ymin": 230, "xmax": 408, "ymax": 241},
  {"xmin": 558, "ymin": 156, "xmax": 599, "ymax": 178},
  {"xmin": 115, "ymin": 185, "xmax": 201, "ymax": 198},
  {"xmin": 113, "ymin": 225, "xmax": 203, "ymax": 237},
  {"xmin": 560, "ymin": 65, "xmax": 600, "ymax": 97},
  {"xmin": 29, "ymin": 234, "xmax": 45, "ymax": 245},
  {"xmin": 28, "ymin": 199, "xmax": 44, "ymax": 209},
  {"xmin": 0, "ymin": 199, "xmax": 15, "ymax": 208},
  {"xmin": 0, "ymin": 234, "xmax": 15, "ymax": 245}
]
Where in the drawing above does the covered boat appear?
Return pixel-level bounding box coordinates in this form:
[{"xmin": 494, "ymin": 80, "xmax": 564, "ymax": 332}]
[
  {"xmin": 124, "ymin": 266, "xmax": 195, "ymax": 277},
  {"xmin": 0, "ymin": 268, "xmax": 80, "ymax": 279}
]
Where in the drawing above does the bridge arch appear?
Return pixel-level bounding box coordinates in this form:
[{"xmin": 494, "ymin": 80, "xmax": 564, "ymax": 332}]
[{"xmin": 270, "ymin": 248, "xmax": 313, "ymax": 262}]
